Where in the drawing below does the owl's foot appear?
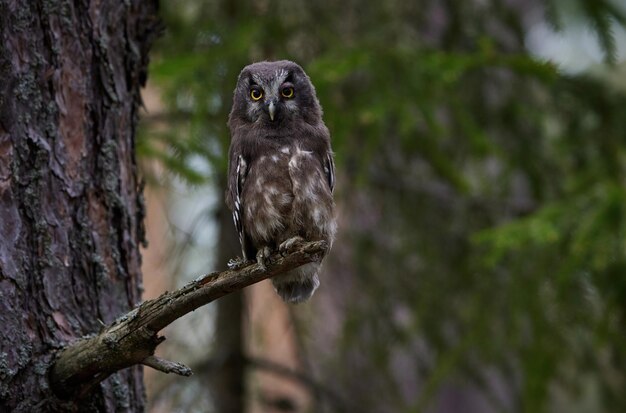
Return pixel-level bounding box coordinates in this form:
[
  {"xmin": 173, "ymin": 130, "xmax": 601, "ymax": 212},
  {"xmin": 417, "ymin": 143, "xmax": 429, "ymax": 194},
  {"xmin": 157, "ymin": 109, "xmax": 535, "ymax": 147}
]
[
  {"xmin": 227, "ymin": 256, "xmax": 250, "ymax": 270},
  {"xmin": 279, "ymin": 236, "xmax": 305, "ymax": 254},
  {"xmin": 256, "ymin": 246, "xmax": 272, "ymax": 270}
]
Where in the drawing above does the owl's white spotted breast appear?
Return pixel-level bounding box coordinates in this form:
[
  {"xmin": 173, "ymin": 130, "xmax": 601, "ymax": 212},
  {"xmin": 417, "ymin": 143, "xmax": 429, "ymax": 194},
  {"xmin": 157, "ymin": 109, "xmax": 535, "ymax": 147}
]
[{"xmin": 241, "ymin": 145, "xmax": 335, "ymax": 248}]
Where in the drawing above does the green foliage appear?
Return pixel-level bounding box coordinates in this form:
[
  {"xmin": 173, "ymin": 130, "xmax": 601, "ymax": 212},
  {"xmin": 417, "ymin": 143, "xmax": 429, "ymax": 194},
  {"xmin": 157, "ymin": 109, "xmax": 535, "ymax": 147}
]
[
  {"xmin": 142, "ymin": 1, "xmax": 626, "ymax": 412},
  {"xmin": 546, "ymin": 0, "xmax": 626, "ymax": 63}
]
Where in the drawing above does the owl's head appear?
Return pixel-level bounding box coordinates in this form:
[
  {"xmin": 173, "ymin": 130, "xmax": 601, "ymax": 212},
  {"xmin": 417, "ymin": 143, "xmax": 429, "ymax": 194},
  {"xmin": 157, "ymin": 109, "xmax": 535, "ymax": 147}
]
[{"xmin": 229, "ymin": 60, "xmax": 322, "ymax": 129}]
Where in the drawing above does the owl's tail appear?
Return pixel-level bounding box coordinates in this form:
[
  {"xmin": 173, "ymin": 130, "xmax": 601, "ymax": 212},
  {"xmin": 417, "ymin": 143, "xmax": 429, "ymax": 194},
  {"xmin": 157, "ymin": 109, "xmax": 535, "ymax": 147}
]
[{"xmin": 272, "ymin": 262, "xmax": 320, "ymax": 303}]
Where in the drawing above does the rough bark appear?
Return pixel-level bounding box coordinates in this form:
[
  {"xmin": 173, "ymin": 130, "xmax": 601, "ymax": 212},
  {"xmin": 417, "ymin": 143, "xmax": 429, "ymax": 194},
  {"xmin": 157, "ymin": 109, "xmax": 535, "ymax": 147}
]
[{"xmin": 0, "ymin": 0, "xmax": 159, "ymax": 411}]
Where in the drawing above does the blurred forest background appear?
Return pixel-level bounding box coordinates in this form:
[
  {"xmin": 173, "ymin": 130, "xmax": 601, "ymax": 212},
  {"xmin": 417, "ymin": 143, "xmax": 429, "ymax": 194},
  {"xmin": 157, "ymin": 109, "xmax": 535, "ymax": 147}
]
[{"xmin": 137, "ymin": 1, "xmax": 626, "ymax": 412}]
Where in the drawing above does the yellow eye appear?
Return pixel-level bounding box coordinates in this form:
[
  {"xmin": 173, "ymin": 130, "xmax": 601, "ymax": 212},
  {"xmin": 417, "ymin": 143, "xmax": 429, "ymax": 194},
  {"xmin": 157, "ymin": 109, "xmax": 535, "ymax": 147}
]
[
  {"xmin": 250, "ymin": 88, "xmax": 263, "ymax": 101},
  {"xmin": 281, "ymin": 86, "xmax": 294, "ymax": 99}
]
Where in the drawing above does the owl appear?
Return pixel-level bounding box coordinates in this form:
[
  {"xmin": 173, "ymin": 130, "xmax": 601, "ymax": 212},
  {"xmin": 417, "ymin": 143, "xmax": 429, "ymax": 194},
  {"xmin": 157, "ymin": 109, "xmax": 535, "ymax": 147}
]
[{"xmin": 226, "ymin": 60, "xmax": 336, "ymax": 303}]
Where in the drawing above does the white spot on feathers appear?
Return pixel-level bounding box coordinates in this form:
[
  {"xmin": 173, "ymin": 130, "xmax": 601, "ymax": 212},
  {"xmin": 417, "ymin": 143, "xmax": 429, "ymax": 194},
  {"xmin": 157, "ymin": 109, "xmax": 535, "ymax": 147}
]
[
  {"xmin": 289, "ymin": 157, "xmax": 298, "ymax": 169},
  {"xmin": 255, "ymin": 178, "xmax": 264, "ymax": 190},
  {"xmin": 266, "ymin": 186, "xmax": 279, "ymax": 195},
  {"xmin": 288, "ymin": 146, "xmax": 313, "ymax": 170},
  {"xmin": 278, "ymin": 193, "xmax": 292, "ymax": 206},
  {"xmin": 312, "ymin": 207, "xmax": 323, "ymax": 225},
  {"xmin": 252, "ymin": 204, "xmax": 284, "ymax": 241}
]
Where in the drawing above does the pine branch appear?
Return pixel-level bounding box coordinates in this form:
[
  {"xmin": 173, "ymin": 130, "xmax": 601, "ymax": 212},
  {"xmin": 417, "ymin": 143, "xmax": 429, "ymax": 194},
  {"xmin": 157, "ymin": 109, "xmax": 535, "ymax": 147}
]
[{"xmin": 48, "ymin": 240, "xmax": 328, "ymax": 399}]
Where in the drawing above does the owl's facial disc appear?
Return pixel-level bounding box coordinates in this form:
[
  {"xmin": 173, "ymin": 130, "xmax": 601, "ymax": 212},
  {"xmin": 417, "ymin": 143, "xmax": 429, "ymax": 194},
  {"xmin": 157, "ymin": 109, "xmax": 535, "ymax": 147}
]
[{"xmin": 244, "ymin": 70, "xmax": 301, "ymax": 125}]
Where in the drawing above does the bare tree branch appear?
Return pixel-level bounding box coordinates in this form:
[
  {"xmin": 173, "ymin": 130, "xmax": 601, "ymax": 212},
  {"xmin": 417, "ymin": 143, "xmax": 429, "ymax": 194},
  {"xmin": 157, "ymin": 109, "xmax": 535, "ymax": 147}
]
[
  {"xmin": 142, "ymin": 355, "xmax": 193, "ymax": 377},
  {"xmin": 49, "ymin": 240, "xmax": 328, "ymax": 399}
]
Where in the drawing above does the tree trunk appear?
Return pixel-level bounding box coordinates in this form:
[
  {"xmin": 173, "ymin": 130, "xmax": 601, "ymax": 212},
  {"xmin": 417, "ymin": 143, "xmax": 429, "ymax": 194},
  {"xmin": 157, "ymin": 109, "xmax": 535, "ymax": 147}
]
[
  {"xmin": 213, "ymin": 174, "xmax": 246, "ymax": 413},
  {"xmin": 0, "ymin": 1, "xmax": 159, "ymax": 411}
]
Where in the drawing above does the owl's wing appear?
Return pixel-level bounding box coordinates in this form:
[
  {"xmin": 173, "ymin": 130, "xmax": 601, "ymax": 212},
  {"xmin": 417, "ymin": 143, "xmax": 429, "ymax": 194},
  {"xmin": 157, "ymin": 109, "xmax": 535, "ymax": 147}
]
[
  {"xmin": 323, "ymin": 151, "xmax": 335, "ymax": 193},
  {"xmin": 229, "ymin": 153, "xmax": 252, "ymax": 259}
]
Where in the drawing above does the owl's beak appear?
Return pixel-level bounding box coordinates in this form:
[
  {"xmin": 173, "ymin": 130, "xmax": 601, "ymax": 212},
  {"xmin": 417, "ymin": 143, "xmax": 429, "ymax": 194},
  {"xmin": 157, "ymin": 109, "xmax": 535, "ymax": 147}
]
[{"xmin": 267, "ymin": 100, "xmax": 277, "ymax": 122}]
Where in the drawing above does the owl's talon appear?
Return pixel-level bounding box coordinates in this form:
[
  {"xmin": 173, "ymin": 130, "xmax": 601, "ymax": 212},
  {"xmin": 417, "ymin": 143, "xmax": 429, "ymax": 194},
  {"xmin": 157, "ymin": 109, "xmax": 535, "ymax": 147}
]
[
  {"xmin": 256, "ymin": 246, "xmax": 272, "ymax": 270},
  {"xmin": 279, "ymin": 236, "xmax": 305, "ymax": 254},
  {"xmin": 227, "ymin": 257, "xmax": 250, "ymax": 270}
]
